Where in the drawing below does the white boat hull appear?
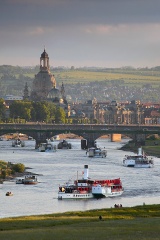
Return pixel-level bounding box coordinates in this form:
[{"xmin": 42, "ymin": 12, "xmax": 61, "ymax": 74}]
[
  {"xmin": 88, "ymin": 155, "xmax": 106, "ymax": 158},
  {"xmin": 58, "ymin": 191, "xmax": 123, "ymax": 199},
  {"xmin": 123, "ymin": 160, "xmax": 153, "ymax": 168},
  {"xmin": 58, "ymin": 192, "xmax": 94, "ymax": 199},
  {"xmin": 58, "ymin": 188, "xmax": 123, "ymax": 199}
]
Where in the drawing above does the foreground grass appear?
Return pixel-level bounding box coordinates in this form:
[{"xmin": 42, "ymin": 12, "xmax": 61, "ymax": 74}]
[{"xmin": 0, "ymin": 205, "xmax": 160, "ymax": 240}]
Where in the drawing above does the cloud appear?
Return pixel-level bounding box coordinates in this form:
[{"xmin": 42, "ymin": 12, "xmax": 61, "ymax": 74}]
[
  {"xmin": 28, "ymin": 27, "xmax": 55, "ymax": 36},
  {"xmin": 1, "ymin": 0, "xmax": 160, "ymax": 29},
  {"xmin": 1, "ymin": 0, "xmax": 160, "ymax": 67}
]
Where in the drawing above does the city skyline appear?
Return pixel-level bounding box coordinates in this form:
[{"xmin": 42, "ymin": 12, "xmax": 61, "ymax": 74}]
[{"xmin": 1, "ymin": 0, "xmax": 160, "ymax": 68}]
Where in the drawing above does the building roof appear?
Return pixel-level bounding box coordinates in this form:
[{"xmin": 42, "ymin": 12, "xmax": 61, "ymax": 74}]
[
  {"xmin": 47, "ymin": 87, "xmax": 62, "ymax": 103},
  {"xmin": 41, "ymin": 49, "xmax": 48, "ymax": 58}
]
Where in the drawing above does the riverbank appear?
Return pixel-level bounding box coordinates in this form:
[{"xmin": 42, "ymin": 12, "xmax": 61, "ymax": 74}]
[
  {"xmin": 0, "ymin": 204, "xmax": 159, "ymax": 240},
  {"xmin": 1, "ymin": 166, "xmax": 42, "ymax": 183},
  {"xmin": 120, "ymin": 139, "xmax": 160, "ymax": 158}
]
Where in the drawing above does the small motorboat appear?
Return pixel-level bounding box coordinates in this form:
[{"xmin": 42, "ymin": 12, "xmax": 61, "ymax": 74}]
[
  {"xmin": 39, "ymin": 143, "xmax": 56, "ymax": 152},
  {"xmin": 12, "ymin": 138, "xmax": 25, "ymax": 147},
  {"xmin": 6, "ymin": 192, "xmax": 13, "ymax": 196},
  {"xmin": 87, "ymin": 147, "xmax": 107, "ymax": 158},
  {"xmin": 16, "ymin": 179, "xmax": 24, "ymax": 184},
  {"xmin": 57, "ymin": 139, "xmax": 72, "ymax": 149}
]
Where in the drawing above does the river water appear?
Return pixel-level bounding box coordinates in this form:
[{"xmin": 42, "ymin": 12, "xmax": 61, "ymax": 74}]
[{"xmin": 0, "ymin": 138, "xmax": 159, "ymax": 219}]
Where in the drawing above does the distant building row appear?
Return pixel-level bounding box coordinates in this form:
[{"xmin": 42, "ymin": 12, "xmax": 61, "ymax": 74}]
[{"xmin": 70, "ymin": 99, "xmax": 160, "ymax": 125}]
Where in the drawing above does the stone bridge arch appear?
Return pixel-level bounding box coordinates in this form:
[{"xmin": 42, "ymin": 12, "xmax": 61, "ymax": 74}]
[
  {"xmin": 31, "ymin": 130, "xmax": 104, "ymax": 149},
  {"xmin": 0, "ymin": 123, "xmax": 152, "ymax": 149}
]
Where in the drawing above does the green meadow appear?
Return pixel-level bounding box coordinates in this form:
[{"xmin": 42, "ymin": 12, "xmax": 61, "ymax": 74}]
[
  {"xmin": 22, "ymin": 69, "xmax": 160, "ymax": 86},
  {"xmin": 0, "ymin": 204, "xmax": 160, "ymax": 240},
  {"xmin": 53, "ymin": 70, "xmax": 160, "ymax": 86}
]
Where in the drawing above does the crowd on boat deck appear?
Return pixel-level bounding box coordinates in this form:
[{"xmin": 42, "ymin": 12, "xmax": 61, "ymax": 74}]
[{"xmin": 59, "ymin": 186, "xmax": 76, "ymax": 193}]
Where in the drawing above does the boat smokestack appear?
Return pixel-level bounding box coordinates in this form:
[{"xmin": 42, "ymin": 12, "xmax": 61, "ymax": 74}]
[
  {"xmin": 83, "ymin": 165, "xmax": 89, "ymax": 180},
  {"xmin": 138, "ymin": 147, "xmax": 142, "ymax": 156}
]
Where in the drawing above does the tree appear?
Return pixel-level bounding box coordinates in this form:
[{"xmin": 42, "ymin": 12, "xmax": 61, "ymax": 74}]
[
  {"xmin": 12, "ymin": 163, "xmax": 25, "ymax": 173},
  {"xmin": 9, "ymin": 100, "xmax": 65, "ymax": 123},
  {"xmin": 55, "ymin": 106, "xmax": 66, "ymax": 123},
  {"xmin": 0, "ymin": 98, "xmax": 5, "ymax": 120},
  {"xmin": 47, "ymin": 102, "xmax": 56, "ymax": 123},
  {"xmin": 32, "ymin": 101, "xmax": 50, "ymax": 122},
  {"xmin": 9, "ymin": 101, "xmax": 32, "ymax": 121}
]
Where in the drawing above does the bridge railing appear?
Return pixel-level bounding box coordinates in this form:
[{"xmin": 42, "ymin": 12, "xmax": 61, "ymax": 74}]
[{"xmin": 0, "ymin": 123, "xmax": 160, "ymax": 134}]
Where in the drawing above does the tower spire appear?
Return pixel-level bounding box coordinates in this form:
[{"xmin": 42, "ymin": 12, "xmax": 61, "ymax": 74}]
[{"xmin": 40, "ymin": 47, "xmax": 49, "ymax": 71}]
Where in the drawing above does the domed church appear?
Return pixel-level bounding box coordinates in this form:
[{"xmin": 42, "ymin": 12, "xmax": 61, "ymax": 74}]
[{"xmin": 30, "ymin": 48, "xmax": 64, "ymax": 104}]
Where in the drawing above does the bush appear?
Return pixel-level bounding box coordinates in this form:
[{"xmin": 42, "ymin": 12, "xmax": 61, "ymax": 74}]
[{"xmin": 12, "ymin": 163, "xmax": 25, "ymax": 173}]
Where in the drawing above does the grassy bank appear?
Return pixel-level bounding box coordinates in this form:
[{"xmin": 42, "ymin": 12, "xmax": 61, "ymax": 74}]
[
  {"xmin": 0, "ymin": 204, "xmax": 160, "ymax": 240},
  {"xmin": 120, "ymin": 139, "xmax": 160, "ymax": 157}
]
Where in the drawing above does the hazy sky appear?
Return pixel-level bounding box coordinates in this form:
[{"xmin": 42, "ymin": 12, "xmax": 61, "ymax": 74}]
[{"xmin": 1, "ymin": 0, "xmax": 160, "ymax": 68}]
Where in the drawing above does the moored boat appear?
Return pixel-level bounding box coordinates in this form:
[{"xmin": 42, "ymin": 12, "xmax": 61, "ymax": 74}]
[
  {"xmin": 57, "ymin": 139, "xmax": 72, "ymax": 149},
  {"xmin": 12, "ymin": 138, "xmax": 25, "ymax": 147},
  {"xmin": 23, "ymin": 175, "xmax": 38, "ymax": 185},
  {"xmin": 16, "ymin": 178, "xmax": 24, "ymax": 184},
  {"xmin": 87, "ymin": 147, "xmax": 107, "ymax": 158},
  {"xmin": 58, "ymin": 165, "xmax": 123, "ymax": 200},
  {"xmin": 123, "ymin": 147, "xmax": 154, "ymax": 168},
  {"xmin": 39, "ymin": 143, "xmax": 56, "ymax": 152}
]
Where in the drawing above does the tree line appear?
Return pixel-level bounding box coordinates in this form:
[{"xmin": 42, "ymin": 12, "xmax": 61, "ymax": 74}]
[
  {"xmin": 0, "ymin": 99, "xmax": 66, "ymax": 123},
  {"xmin": 0, "ymin": 160, "xmax": 25, "ymax": 180}
]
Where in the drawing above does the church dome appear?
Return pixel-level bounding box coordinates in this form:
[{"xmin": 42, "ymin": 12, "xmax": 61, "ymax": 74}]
[
  {"xmin": 47, "ymin": 87, "xmax": 63, "ymax": 103},
  {"xmin": 41, "ymin": 49, "xmax": 48, "ymax": 58}
]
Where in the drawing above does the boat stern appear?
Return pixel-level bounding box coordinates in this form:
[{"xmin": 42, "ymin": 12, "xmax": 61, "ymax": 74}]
[{"xmin": 92, "ymin": 185, "xmax": 109, "ymax": 198}]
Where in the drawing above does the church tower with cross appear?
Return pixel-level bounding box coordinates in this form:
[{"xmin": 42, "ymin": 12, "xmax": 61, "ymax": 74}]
[
  {"xmin": 29, "ymin": 48, "xmax": 70, "ymax": 116},
  {"xmin": 30, "ymin": 48, "xmax": 56, "ymax": 101}
]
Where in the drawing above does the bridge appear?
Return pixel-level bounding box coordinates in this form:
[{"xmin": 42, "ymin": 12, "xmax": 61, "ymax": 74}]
[{"xmin": 0, "ymin": 123, "xmax": 160, "ymax": 148}]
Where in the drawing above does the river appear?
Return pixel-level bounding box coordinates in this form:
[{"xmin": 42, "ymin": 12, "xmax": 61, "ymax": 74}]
[{"xmin": 0, "ymin": 138, "xmax": 159, "ymax": 219}]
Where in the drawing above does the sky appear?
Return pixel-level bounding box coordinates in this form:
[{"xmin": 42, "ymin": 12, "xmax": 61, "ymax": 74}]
[{"xmin": 1, "ymin": 0, "xmax": 160, "ymax": 68}]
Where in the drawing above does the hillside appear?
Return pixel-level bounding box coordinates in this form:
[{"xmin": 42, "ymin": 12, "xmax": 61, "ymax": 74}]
[{"xmin": 1, "ymin": 66, "xmax": 160, "ymax": 102}]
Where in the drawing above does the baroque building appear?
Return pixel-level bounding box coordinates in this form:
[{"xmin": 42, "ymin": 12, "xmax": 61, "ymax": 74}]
[
  {"xmin": 30, "ymin": 48, "xmax": 58, "ymax": 101},
  {"xmin": 29, "ymin": 48, "xmax": 70, "ymax": 117}
]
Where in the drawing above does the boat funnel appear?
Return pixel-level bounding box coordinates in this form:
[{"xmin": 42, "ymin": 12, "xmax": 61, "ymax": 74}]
[
  {"xmin": 83, "ymin": 165, "xmax": 89, "ymax": 180},
  {"xmin": 138, "ymin": 147, "xmax": 142, "ymax": 156}
]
